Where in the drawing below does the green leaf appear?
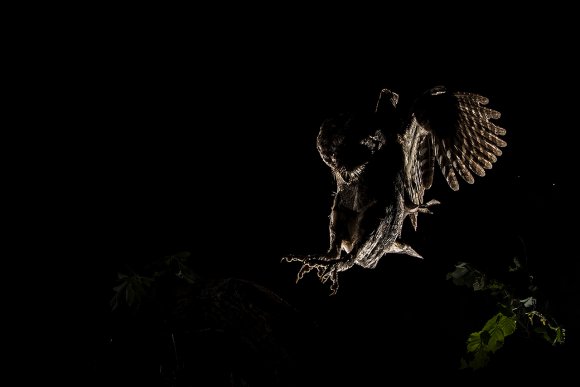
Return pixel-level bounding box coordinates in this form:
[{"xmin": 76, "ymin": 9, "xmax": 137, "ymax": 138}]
[
  {"xmin": 496, "ymin": 314, "xmax": 517, "ymax": 336},
  {"xmin": 461, "ymin": 313, "xmax": 516, "ymax": 370},
  {"xmin": 472, "ymin": 276, "xmax": 486, "ymax": 291},
  {"xmin": 446, "ymin": 262, "xmax": 484, "ymax": 289},
  {"xmin": 464, "ymin": 313, "xmax": 517, "ymax": 365},
  {"xmin": 531, "ymin": 314, "xmax": 566, "ymax": 346},
  {"xmin": 466, "ymin": 332, "xmax": 483, "ymax": 353},
  {"xmin": 554, "ymin": 327, "xmax": 566, "ymax": 345},
  {"xmin": 480, "ymin": 313, "xmax": 516, "ymax": 353},
  {"xmin": 486, "ymin": 280, "xmax": 505, "ymax": 291},
  {"xmin": 487, "ymin": 334, "xmax": 504, "ymax": 353},
  {"xmin": 110, "ymin": 272, "xmax": 153, "ymax": 310},
  {"xmin": 463, "ymin": 332, "xmax": 493, "ymax": 370},
  {"xmin": 453, "ymin": 260, "xmax": 564, "ymax": 370},
  {"xmin": 533, "ymin": 326, "xmax": 552, "ymax": 342},
  {"xmin": 497, "ymin": 303, "xmax": 514, "ymax": 317},
  {"xmin": 482, "ymin": 313, "xmax": 516, "ymax": 335},
  {"xmin": 446, "ymin": 262, "xmax": 470, "ymax": 280},
  {"xmin": 470, "ymin": 350, "xmax": 490, "ymax": 370},
  {"xmin": 461, "ymin": 349, "xmax": 491, "ymax": 370},
  {"xmin": 481, "ymin": 314, "xmax": 499, "ymax": 331},
  {"xmin": 447, "ymin": 261, "xmax": 507, "ymax": 292},
  {"xmin": 479, "ymin": 330, "xmax": 491, "ymax": 346}
]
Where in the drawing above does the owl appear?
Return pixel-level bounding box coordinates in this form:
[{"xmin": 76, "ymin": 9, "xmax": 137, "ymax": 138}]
[{"xmin": 282, "ymin": 86, "xmax": 507, "ymax": 294}]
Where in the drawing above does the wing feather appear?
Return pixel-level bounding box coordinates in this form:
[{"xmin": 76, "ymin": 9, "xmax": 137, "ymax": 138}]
[
  {"xmin": 400, "ymin": 86, "xmax": 507, "ymax": 225},
  {"xmin": 419, "ymin": 134, "xmax": 435, "ymax": 189}
]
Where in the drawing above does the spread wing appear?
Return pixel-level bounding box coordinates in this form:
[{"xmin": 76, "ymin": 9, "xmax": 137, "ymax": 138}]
[{"xmin": 400, "ymin": 86, "xmax": 507, "ymax": 229}]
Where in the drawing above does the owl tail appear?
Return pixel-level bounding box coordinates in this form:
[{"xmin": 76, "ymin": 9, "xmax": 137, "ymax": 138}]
[{"xmin": 391, "ymin": 241, "xmax": 423, "ymax": 259}]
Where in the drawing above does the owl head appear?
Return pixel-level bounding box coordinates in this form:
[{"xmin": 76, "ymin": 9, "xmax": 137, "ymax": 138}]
[{"xmin": 316, "ymin": 112, "xmax": 387, "ymax": 182}]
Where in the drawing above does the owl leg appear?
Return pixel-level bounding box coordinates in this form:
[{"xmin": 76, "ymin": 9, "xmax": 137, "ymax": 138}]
[{"xmin": 406, "ymin": 199, "xmax": 441, "ymax": 230}]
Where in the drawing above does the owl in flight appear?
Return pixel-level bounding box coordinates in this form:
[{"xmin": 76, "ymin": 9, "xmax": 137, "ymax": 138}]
[{"xmin": 283, "ymin": 86, "xmax": 507, "ymax": 294}]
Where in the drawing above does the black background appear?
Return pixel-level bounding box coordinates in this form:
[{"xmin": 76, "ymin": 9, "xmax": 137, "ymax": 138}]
[{"xmin": 47, "ymin": 11, "xmax": 578, "ymax": 385}]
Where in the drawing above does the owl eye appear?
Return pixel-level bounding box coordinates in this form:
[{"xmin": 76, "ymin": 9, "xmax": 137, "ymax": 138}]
[
  {"xmin": 360, "ymin": 137, "xmax": 375, "ymax": 149},
  {"xmin": 359, "ymin": 130, "xmax": 386, "ymax": 152}
]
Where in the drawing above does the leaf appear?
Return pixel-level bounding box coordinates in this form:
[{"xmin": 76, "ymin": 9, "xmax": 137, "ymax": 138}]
[
  {"xmin": 464, "ymin": 332, "xmax": 492, "ymax": 370},
  {"xmin": 448, "ymin": 261, "xmax": 508, "ymax": 293},
  {"xmin": 110, "ymin": 272, "xmax": 153, "ymax": 310},
  {"xmin": 479, "ymin": 330, "xmax": 491, "ymax": 346},
  {"xmin": 461, "ymin": 349, "xmax": 490, "ymax": 370},
  {"xmin": 472, "ymin": 276, "xmax": 486, "ymax": 291},
  {"xmin": 487, "ymin": 334, "xmax": 504, "ymax": 353},
  {"xmin": 110, "ymin": 293, "xmax": 120, "ymax": 310},
  {"xmin": 111, "ymin": 277, "xmax": 129, "ymax": 310},
  {"xmin": 453, "ymin": 260, "xmax": 564, "ymax": 370},
  {"xmin": 482, "ymin": 313, "xmax": 515, "ymax": 335},
  {"xmin": 508, "ymin": 256, "xmax": 522, "ymax": 272},
  {"xmin": 464, "ymin": 312, "xmax": 517, "ymax": 369},
  {"xmin": 469, "ymin": 350, "xmax": 490, "ymax": 370},
  {"xmin": 177, "ymin": 267, "xmax": 198, "ymax": 284},
  {"xmin": 126, "ymin": 284, "xmax": 135, "ymax": 306},
  {"xmin": 530, "ymin": 313, "xmax": 566, "ymax": 346},
  {"xmin": 533, "ymin": 326, "xmax": 552, "ymax": 342},
  {"xmin": 446, "ymin": 262, "xmax": 470, "ymax": 281},
  {"xmin": 466, "ymin": 332, "xmax": 483, "ymax": 353},
  {"xmin": 520, "ymin": 296, "xmax": 536, "ymax": 308},
  {"xmin": 554, "ymin": 327, "xmax": 566, "ymax": 345},
  {"xmin": 497, "ymin": 303, "xmax": 514, "ymax": 317},
  {"xmin": 112, "ymin": 282, "xmax": 127, "ymax": 293},
  {"xmin": 481, "ymin": 313, "xmax": 516, "ymax": 353},
  {"xmin": 496, "ymin": 314, "xmax": 517, "ymax": 336},
  {"xmin": 447, "ymin": 262, "xmax": 482, "ymax": 289},
  {"xmin": 486, "ymin": 280, "xmax": 505, "ymax": 291}
]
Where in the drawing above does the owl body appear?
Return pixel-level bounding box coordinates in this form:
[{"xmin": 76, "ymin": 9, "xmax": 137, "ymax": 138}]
[{"xmin": 284, "ymin": 87, "xmax": 507, "ymax": 294}]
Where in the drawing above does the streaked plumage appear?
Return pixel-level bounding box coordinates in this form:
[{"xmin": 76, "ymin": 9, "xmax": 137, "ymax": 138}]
[{"xmin": 283, "ymin": 86, "xmax": 507, "ymax": 294}]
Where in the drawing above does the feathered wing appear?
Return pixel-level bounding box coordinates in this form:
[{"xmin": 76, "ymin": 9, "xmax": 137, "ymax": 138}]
[{"xmin": 400, "ymin": 86, "xmax": 507, "ymax": 229}]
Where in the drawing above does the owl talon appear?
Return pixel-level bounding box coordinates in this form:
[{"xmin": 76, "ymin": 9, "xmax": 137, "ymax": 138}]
[
  {"xmin": 421, "ymin": 199, "xmax": 440, "ymax": 214},
  {"xmin": 425, "ymin": 199, "xmax": 441, "ymax": 208},
  {"xmin": 408, "ymin": 199, "xmax": 441, "ymax": 214},
  {"xmin": 281, "ymin": 255, "xmax": 303, "ymax": 264},
  {"xmin": 296, "ymin": 259, "xmax": 319, "ymax": 282},
  {"xmin": 282, "ymin": 255, "xmax": 343, "ymax": 294}
]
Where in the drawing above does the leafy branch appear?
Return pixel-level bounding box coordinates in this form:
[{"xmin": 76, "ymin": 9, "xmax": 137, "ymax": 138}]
[
  {"xmin": 447, "ymin": 259, "xmax": 565, "ymax": 370},
  {"xmin": 106, "ymin": 251, "xmax": 307, "ymax": 386},
  {"xmin": 110, "ymin": 251, "xmax": 197, "ymax": 311}
]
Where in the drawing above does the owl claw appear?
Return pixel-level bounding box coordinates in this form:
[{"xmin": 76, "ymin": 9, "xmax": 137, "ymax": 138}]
[
  {"xmin": 424, "ymin": 199, "xmax": 441, "ymax": 209},
  {"xmin": 281, "ymin": 255, "xmax": 342, "ymax": 295},
  {"xmin": 408, "ymin": 199, "xmax": 441, "ymax": 215}
]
